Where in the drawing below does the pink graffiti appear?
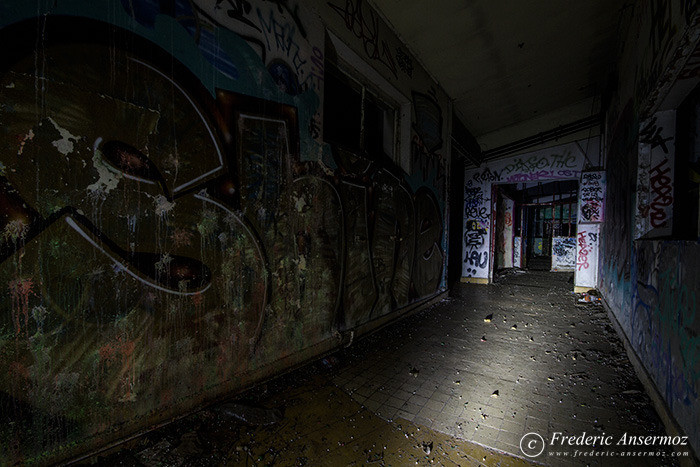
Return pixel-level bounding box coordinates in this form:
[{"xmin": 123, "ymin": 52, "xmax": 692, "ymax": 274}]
[
  {"xmin": 577, "ymin": 231, "xmax": 590, "ymax": 271},
  {"xmin": 505, "ymin": 170, "xmax": 581, "ymax": 182},
  {"xmin": 9, "ymin": 278, "xmax": 34, "ymax": 337}
]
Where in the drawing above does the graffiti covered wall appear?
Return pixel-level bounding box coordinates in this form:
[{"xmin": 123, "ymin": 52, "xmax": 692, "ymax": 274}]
[
  {"xmin": 579, "ymin": 171, "xmax": 606, "ymax": 223},
  {"xmin": 600, "ymin": 1, "xmax": 700, "ymax": 455},
  {"xmin": 0, "ymin": 0, "xmax": 450, "ymax": 463},
  {"xmin": 551, "ymin": 237, "xmax": 576, "ymax": 271},
  {"xmin": 574, "ymin": 225, "xmax": 600, "ymax": 287},
  {"xmin": 636, "ymin": 110, "xmax": 676, "ymax": 238},
  {"xmin": 513, "ymin": 236, "xmax": 522, "ymax": 268},
  {"xmin": 462, "ymin": 138, "xmax": 595, "ymax": 281}
]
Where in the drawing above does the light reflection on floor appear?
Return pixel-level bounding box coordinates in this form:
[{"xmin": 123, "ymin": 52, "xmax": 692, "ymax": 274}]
[{"xmin": 86, "ymin": 270, "xmax": 690, "ymax": 466}]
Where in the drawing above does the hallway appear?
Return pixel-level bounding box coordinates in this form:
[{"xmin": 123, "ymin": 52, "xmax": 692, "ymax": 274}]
[
  {"xmin": 90, "ymin": 271, "xmax": 688, "ymax": 465},
  {"xmin": 1, "ymin": 2, "xmax": 699, "ymax": 463}
]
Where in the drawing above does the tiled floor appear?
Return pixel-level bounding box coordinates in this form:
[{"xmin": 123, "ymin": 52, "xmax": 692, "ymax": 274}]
[
  {"xmin": 332, "ymin": 270, "xmax": 690, "ymax": 465},
  {"xmin": 87, "ymin": 270, "xmax": 695, "ymax": 466},
  {"xmin": 87, "ymin": 364, "xmax": 531, "ymax": 466}
]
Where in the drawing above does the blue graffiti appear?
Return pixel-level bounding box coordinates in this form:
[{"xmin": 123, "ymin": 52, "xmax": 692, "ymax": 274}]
[{"xmin": 121, "ymin": 0, "xmax": 239, "ymax": 79}]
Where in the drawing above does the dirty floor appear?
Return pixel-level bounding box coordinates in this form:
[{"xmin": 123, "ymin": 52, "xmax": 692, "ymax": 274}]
[{"xmin": 84, "ymin": 270, "xmax": 693, "ymax": 466}]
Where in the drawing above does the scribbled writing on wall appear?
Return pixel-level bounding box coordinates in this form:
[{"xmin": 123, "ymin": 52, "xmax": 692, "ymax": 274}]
[
  {"xmin": 463, "ymin": 219, "xmax": 488, "ymax": 276},
  {"xmin": 551, "ymin": 236, "xmax": 576, "ymax": 271},
  {"xmin": 637, "ymin": 111, "xmax": 675, "ymax": 236},
  {"xmin": 649, "ymin": 159, "xmax": 673, "ymax": 228},
  {"xmin": 462, "ymin": 179, "xmax": 490, "ymax": 278},
  {"xmin": 575, "ymin": 224, "xmax": 599, "ymax": 288},
  {"xmin": 504, "ymin": 211, "xmax": 513, "ymax": 227},
  {"xmin": 470, "ymin": 146, "xmax": 585, "ymax": 185},
  {"xmin": 579, "ymin": 171, "xmax": 605, "ymax": 223},
  {"xmin": 411, "ymin": 89, "xmax": 445, "ymax": 194},
  {"xmin": 630, "ymin": 242, "xmax": 699, "ymax": 442},
  {"xmin": 327, "ymin": 0, "xmax": 398, "ymax": 78},
  {"xmin": 577, "ymin": 231, "xmax": 592, "ymax": 270},
  {"xmin": 256, "ymin": 8, "xmax": 320, "ymax": 93},
  {"xmin": 464, "ymin": 183, "xmax": 488, "ymax": 221},
  {"xmin": 396, "ymin": 46, "xmax": 413, "ymax": 77}
]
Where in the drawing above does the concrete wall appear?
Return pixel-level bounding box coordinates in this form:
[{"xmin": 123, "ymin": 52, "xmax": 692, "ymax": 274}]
[
  {"xmin": 600, "ymin": 1, "xmax": 700, "ymax": 455},
  {"xmin": 0, "ymin": 0, "xmax": 451, "ymax": 462}
]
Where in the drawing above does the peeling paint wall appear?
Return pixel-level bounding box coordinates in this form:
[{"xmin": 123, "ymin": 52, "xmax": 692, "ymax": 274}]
[
  {"xmin": 600, "ymin": 1, "xmax": 700, "ymax": 455},
  {"xmin": 495, "ymin": 194, "xmax": 514, "ymax": 269},
  {"xmin": 513, "ymin": 236, "xmax": 522, "ymax": 268},
  {"xmin": 0, "ymin": 1, "xmax": 450, "ymax": 463}
]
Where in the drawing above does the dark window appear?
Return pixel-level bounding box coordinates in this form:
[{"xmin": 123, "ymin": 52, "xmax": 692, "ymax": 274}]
[
  {"xmin": 323, "ymin": 66, "xmax": 362, "ymax": 152},
  {"xmin": 323, "ymin": 64, "xmax": 396, "ymax": 160}
]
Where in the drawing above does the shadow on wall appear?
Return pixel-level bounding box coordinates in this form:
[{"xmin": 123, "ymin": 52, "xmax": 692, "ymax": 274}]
[{"xmin": 0, "ymin": 14, "xmax": 444, "ymax": 463}]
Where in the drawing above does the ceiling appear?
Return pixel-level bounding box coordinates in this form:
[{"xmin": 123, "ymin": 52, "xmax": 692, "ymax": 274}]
[{"xmin": 370, "ymin": 0, "xmax": 629, "ymax": 151}]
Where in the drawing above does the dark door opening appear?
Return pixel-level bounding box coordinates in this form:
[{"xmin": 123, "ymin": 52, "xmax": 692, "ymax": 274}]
[{"xmin": 492, "ymin": 180, "xmax": 579, "ymax": 272}]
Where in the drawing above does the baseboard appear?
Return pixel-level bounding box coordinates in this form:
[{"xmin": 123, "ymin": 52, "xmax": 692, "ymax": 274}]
[
  {"xmin": 600, "ymin": 297, "xmax": 699, "ymax": 466},
  {"xmin": 460, "ymin": 277, "xmax": 489, "ymax": 284},
  {"xmin": 353, "ymin": 290, "xmax": 449, "ymax": 340}
]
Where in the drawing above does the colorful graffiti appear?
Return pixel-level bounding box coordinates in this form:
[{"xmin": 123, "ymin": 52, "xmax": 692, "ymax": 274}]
[
  {"xmin": 0, "ymin": 1, "xmax": 446, "ymax": 463},
  {"xmin": 462, "ymin": 140, "xmax": 593, "ymax": 281},
  {"xmin": 575, "ymin": 225, "xmax": 599, "ymax": 287},
  {"xmin": 629, "ymin": 242, "xmax": 700, "ymax": 449},
  {"xmin": 462, "ymin": 180, "xmax": 490, "ymax": 278},
  {"xmin": 469, "ymin": 146, "xmax": 584, "ymax": 185},
  {"xmin": 597, "ymin": 0, "xmax": 700, "ymax": 454},
  {"xmin": 637, "ymin": 111, "xmax": 675, "ymax": 236}
]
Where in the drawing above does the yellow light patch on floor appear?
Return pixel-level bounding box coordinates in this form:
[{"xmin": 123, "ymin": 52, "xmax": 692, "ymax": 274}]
[
  {"xmin": 220, "ymin": 376, "xmax": 534, "ymax": 466},
  {"xmin": 87, "ymin": 373, "xmax": 534, "ymax": 466}
]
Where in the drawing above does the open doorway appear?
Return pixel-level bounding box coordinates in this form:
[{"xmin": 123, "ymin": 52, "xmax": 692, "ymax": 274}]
[{"xmin": 493, "ymin": 180, "xmax": 578, "ymax": 272}]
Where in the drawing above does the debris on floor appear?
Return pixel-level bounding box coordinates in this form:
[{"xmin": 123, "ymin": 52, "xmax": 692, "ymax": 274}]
[
  {"xmin": 83, "ymin": 270, "xmax": 689, "ymax": 466},
  {"xmin": 216, "ymin": 402, "xmax": 284, "ymax": 425}
]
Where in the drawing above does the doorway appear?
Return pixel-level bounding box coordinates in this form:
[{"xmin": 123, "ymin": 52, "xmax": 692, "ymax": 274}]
[{"xmin": 493, "ymin": 180, "xmax": 578, "ymax": 272}]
